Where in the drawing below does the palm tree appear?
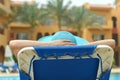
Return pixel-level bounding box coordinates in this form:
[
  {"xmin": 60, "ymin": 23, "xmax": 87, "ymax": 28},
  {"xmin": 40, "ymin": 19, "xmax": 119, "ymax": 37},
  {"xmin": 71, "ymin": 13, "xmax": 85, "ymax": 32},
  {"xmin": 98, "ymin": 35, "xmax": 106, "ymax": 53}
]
[
  {"xmin": 10, "ymin": 3, "xmax": 48, "ymax": 39},
  {"xmin": 12, "ymin": 3, "xmax": 40, "ymax": 27},
  {"xmin": 46, "ymin": 0, "xmax": 71, "ymax": 30},
  {"xmin": 0, "ymin": 8, "xmax": 7, "ymax": 15},
  {"xmin": 86, "ymin": 14, "xmax": 105, "ymax": 28},
  {"xmin": 66, "ymin": 7, "xmax": 91, "ymax": 35},
  {"xmin": 66, "ymin": 6, "xmax": 102, "ymax": 36},
  {"xmin": 115, "ymin": 0, "xmax": 120, "ymax": 5}
]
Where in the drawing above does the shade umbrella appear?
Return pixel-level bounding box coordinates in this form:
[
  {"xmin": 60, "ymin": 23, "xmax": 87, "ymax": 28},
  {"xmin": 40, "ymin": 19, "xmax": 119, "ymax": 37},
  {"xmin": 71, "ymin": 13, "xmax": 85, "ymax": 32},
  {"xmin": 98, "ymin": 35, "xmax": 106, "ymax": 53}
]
[{"xmin": 4, "ymin": 45, "xmax": 15, "ymax": 67}]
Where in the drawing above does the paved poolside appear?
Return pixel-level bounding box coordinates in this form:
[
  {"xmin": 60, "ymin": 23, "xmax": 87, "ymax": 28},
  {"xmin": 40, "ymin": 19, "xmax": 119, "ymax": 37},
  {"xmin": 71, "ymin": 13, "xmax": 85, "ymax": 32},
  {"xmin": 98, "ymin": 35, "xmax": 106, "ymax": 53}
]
[
  {"xmin": 0, "ymin": 68, "xmax": 120, "ymax": 76},
  {"xmin": 111, "ymin": 68, "xmax": 120, "ymax": 73},
  {"xmin": 0, "ymin": 68, "xmax": 119, "ymax": 80},
  {"xmin": 0, "ymin": 73, "xmax": 19, "ymax": 76}
]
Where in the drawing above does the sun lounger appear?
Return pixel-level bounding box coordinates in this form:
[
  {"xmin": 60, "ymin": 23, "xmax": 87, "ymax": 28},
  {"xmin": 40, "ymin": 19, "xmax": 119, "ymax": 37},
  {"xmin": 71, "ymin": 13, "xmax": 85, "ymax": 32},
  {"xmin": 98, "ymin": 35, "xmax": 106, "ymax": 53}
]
[
  {"xmin": 17, "ymin": 45, "xmax": 114, "ymax": 80},
  {"xmin": 0, "ymin": 63, "xmax": 18, "ymax": 73},
  {"xmin": 8, "ymin": 63, "xmax": 18, "ymax": 73},
  {"xmin": 0, "ymin": 63, "xmax": 10, "ymax": 73}
]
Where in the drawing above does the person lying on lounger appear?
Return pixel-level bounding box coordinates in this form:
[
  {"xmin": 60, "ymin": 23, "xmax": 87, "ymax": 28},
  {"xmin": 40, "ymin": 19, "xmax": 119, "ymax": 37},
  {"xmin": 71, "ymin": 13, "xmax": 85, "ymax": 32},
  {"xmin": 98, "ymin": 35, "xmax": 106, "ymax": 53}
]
[{"xmin": 9, "ymin": 31, "xmax": 115, "ymax": 58}]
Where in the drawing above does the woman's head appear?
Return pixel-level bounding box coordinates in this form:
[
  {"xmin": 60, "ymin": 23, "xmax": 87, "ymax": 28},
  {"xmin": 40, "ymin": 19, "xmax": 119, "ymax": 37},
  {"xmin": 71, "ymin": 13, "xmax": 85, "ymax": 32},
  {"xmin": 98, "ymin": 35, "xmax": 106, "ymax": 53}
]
[
  {"xmin": 51, "ymin": 31, "xmax": 77, "ymax": 44},
  {"xmin": 39, "ymin": 31, "xmax": 89, "ymax": 45}
]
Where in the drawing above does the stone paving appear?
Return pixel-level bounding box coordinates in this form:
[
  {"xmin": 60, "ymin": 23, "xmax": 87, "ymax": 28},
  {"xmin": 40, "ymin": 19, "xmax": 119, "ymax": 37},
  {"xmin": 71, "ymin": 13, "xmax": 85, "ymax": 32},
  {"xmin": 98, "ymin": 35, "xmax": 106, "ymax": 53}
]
[
  {"xmin": 111, "ymin": 68, "xmax": 120, "ymax": 73},
  {"xmin": 0, "ymin": 68, "xmax": 120, "ymax": 75}
]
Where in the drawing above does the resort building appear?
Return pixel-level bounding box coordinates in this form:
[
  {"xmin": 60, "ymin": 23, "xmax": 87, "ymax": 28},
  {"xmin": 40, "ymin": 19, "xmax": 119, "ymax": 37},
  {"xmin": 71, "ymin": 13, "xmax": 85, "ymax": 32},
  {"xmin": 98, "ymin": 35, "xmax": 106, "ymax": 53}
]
[
  {"xmin": 83, "ymin": 3, "xmax": 113, "ymax": 42},
  {"xmin": 0, "ymin": 0, "xmax": 120, "ymax": 66},
  {"xmin": 0, "ymin": 0, "xmax": 12, "ymax": 62}
]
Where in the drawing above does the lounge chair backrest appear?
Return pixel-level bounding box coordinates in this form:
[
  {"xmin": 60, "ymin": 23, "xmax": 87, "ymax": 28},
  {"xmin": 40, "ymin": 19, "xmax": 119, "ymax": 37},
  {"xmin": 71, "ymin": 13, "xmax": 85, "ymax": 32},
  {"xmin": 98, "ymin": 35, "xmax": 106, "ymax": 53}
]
[{"xmin": 17, "ymin": 45, "xmax": 114, "ymax": 80}]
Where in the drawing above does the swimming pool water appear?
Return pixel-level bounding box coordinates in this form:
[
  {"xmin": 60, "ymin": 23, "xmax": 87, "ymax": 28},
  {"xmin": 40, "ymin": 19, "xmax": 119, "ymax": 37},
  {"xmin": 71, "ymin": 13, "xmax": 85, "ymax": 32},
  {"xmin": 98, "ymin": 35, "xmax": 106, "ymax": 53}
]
[
  {"xmin": 0, "ymin": 73, "xmax": 120, "ymax": 80},
  {"xmin": 0, "ymin": 75, "xmax": 19, "ymax": 80},
  {"xmin": 110, "ymin": 73, "xmax": 120, "ymax": 80}
]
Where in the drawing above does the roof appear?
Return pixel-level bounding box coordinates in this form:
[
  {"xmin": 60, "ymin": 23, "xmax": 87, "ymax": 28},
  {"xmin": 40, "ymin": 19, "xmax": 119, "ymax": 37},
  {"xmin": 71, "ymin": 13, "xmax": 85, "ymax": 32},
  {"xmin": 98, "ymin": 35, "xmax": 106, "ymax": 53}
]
[
  {"xmin": 9, "ymin": 22, "xmax": 30, "ymax": 28},
  {"xmin": 84, "ymin": 3, "xmax": 113, "ymax": 11},
  {"xmin": 90, "ymin": 4, "xmax": 113, "ymax": 11},
  {"xmin": 11, "ymin": 0, "xmax": 35, "ymax": 7}
]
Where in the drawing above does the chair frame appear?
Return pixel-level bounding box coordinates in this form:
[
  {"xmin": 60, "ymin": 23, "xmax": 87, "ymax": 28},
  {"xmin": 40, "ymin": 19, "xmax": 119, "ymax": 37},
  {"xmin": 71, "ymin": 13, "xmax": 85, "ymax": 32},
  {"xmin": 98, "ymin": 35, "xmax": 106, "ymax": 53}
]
[{"xmin": 17, "ymin": 45, "xmax": 114, "ymax": 80}]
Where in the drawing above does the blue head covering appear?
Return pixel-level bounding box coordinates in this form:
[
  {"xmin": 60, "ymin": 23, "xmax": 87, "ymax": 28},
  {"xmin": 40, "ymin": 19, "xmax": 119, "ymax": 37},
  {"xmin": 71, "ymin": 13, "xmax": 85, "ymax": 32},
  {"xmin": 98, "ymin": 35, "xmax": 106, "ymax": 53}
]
[{"xmin": 38, "ymin": 31, "xmax": 89, "ymax": 45}]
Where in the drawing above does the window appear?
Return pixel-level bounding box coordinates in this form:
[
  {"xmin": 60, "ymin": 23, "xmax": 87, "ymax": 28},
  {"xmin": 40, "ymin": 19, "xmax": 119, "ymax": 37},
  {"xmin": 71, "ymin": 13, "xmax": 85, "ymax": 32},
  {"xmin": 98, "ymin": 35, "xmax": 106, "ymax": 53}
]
[
  {"xmin": 0, "ymin": 24, "xmax": 5, "ymax": 34},
  {"xmin": 9, "ymin": 32, "xmax": 14, "ymax": 40},
  {"xmin": 42, "ymin": 19, "xmax": 53, "ymax": 25},
  {"xmin": 89, "ymin": 14, "xmax": 106, "ymax": 26},
  {"xmin": 36, "ymin": 32, "xmax": 42, "ymax": 40},
  {"xmin": 44, "ymin": 32, "xmax": 50, "ymax": 36},
  {"xmin": 95, "ymin": 15, "xmax": 106, "ymax": 25},
  {"xmin": 92, "ymin": 34, "xmax": 104, "ymax": 41},
  {"xmin": 16, "ymin": 33, "xmax": 29, "ymax": 39},
  {"xmin": 0, "ymin": 28, "xmax": 4, "ymax": 34}
]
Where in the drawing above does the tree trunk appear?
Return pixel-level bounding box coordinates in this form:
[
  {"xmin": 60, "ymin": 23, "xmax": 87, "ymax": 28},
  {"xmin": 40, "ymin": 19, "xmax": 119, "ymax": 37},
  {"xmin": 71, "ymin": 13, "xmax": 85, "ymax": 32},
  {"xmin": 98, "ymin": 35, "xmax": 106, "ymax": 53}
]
[
  {"xmin": 58, "ymin": 17, "xmax": 62, "ymax": 30},
  {"xmin": 30, "ymin": 27, "xmax": 34, "ymax": 40}
]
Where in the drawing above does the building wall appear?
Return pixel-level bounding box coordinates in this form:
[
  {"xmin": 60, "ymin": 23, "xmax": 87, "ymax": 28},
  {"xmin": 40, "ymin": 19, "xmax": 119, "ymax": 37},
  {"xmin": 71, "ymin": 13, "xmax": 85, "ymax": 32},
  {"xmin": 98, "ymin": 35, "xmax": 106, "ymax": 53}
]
[
  {"xmin": 0, "ymin": 2, "xmax": 118, "ymax": 44},
  {"xmin": 1, "ymin": 0, "xmax": 120, "ymax": 65},
  {"xmin": 33, "ymin": 25, "xmax": 59, "ymax": 40},
  {"xmin": 0, "ymin": 34, "xmax": 7, "ymax": 47},
  {"xmin": 0, "ymin": 2, "xmax": 117, "ymax": 45},
  {"xmin": 7, "ymin": 22, "xmax": 59, "ymax": 40},
  {"xmin": 83, "ymin": 28, "xmax": 112, "ymax": 42},
  {"xmin": 112, "ymin": 4, "xmax": 120, "ymax": 46},
  {"xmin": 1, "ymin": 1, "xmax": 120, "ymax": 63},
  {"xmin": 83, "ymin": 3, "xmax": 113, "ymax": 42}
]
